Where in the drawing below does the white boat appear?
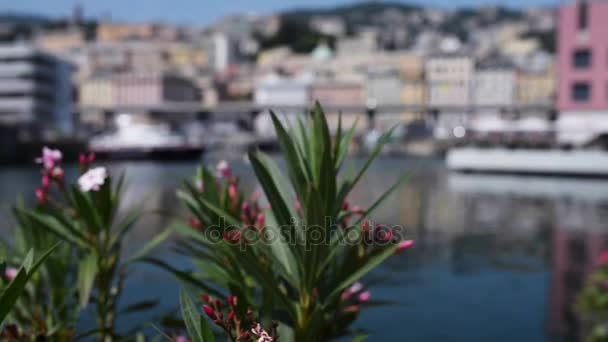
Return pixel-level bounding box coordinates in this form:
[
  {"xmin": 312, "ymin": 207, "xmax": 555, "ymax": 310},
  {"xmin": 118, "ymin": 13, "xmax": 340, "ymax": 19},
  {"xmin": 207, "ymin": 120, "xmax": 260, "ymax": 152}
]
[
  {"xmin": 89, "ymin": 114, "xmax": 204, "ymax": 160},
  {"xmin": 447, "ymin": 147, "xmax": 608, "ymax": 177}
]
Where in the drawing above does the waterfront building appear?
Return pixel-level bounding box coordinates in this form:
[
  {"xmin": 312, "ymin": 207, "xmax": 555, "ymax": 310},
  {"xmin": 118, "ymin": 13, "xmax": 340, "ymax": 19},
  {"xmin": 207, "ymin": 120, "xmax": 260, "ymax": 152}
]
[
  {"xmin": 80, "ymin": 72, "xmax": 199, "ymax": 108},
  {"xmin": 426, "ymin": 53, "xmax": 474, "ymax": 139},
  {"xmin": 516, "ymin": 63, "xmax": 556, "ymax": 106},
  {"xmin": 253, "ymin": 72, "xmax": 311, "ymax": 107},
  {"xmin": 556, "ymin": 0, "xmax": 608, "ymax": 145},
  {"xmin": 80, "ymin": 76, "xmax": 114, "ymax": 108},
  {"xmin": 426, "ymin": 53, "xmax": 474, "ymax": 108},
  {"xmin": 310, "ymin": 81, "xmax": 366, "ymax": 132},
  {"xmin": 112, "ymin": 72, "xmax": 199, "ymax": 107},
  {"xmin": 474, "ymin": 56, "xmax": 516, "ymax": 108},
  {"xmin": 0, "ymin": 44, "xmax": 74, "ymax": 137}
]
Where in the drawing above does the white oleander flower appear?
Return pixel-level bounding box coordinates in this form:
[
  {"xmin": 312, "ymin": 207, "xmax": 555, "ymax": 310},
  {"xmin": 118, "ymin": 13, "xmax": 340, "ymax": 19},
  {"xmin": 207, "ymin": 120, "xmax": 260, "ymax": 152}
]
[{"xmin": 78, "ymin": 167, "xmax": 108, "ymax": 192}]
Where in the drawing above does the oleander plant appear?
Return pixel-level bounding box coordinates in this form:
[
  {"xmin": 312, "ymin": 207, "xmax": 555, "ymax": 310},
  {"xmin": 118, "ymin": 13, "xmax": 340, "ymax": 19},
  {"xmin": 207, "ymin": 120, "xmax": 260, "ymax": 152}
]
[
  {"xmin": 1, "ymin": 148, "xmax": 169, "ymax": 341},
  {"xmin": 159, "ymin": 103, "xmax": 414, "ymax": 341}
]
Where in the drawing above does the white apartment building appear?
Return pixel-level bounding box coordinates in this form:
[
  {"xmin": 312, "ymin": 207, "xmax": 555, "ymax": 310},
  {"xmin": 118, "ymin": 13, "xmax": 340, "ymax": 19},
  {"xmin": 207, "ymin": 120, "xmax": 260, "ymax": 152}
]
[{"xmin": 0, "ymin": 43, "xmax": 74, "ymax": 135}]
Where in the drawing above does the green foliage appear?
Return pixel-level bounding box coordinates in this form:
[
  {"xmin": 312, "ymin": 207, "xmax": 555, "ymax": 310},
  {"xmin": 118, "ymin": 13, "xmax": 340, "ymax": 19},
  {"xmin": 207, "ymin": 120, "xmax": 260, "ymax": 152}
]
[
  {"xmin": 0, "ymin": 243, "xmax": 61, "ymax": 325},
  {"xmin": 5, "ymin": 154, "xmax": 169, "ymax": 341},
  {"xmin": 165, "ymin": 103, "xmax": 411, "ymax": 341}
]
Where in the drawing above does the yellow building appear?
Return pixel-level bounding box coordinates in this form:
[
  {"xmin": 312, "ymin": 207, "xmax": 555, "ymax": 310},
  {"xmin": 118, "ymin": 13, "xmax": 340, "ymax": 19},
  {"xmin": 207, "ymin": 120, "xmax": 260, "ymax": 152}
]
[
  {"xmin": 97, "ymin": 23, "xmax": 156, "ymax": 42},
  {"xmin": 167, "ymin": 44, "xmax": 208, "ymax": 69},
  {"xmin": 516, "ymin": 64, "xmax": 556, "ymax": 105},
  {"xmin": 79, "ymin": 78, "xmax": 114, "ymax": 107}
]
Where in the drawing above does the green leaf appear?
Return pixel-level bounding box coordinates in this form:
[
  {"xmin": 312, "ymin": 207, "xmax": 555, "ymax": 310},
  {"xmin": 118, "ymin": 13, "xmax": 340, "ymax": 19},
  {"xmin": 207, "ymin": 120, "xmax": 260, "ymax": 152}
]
[
  {"xmin": 180, "ymin": 290, "xmax": 215, "ymax": 342},
  {"xmin": 0, "ymin": 242, "xmax": 61, "ymax": 324},
  {"xmin": 125, "ymin": 227, "xmax": 172, "ymax": 264},
  {"xmin": 22, "ymin": 211, "xmax": 87, "ymax": 248},
  {"xmin": 77, "ymin": 254, "xmax": 98, "ymax": 308},
  {"xmin": 269, "ymin": 110, "xmax": 309, "ymax": 200},
  {"xmin": 264, "ymin": 211, "xmax": 299, "ymax": 286},
  {"xmin": 248, "ymin": 151, "xmax": 297, "ymax": 230}
]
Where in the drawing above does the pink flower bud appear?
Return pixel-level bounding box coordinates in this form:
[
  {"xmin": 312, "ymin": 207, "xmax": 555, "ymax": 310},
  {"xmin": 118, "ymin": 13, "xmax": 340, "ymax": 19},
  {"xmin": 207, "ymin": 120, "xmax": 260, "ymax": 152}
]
[
  {"xmin": 87, "ymin": 152, "xmax": 96, "ymax": 163},
  {"xmin": 396, "ymin": 240, "xmax": 414, "ymax": 254},
  {"xmin": 189, "ymin": 218, "xmax": 202, "ymax": 230},
  {"xmin": 241, "ymin": 202, "xmax": 250, "ymax": 216},
  {"xmin": 362, "ymin": 221, "xmax": 370, "ymax": 233},
  {"xmin": 41, "ymin": 175, "xmax": 50, "ymax": 189},
  {"xmin": 4, "ymin": 267, "xmax": 18, "ymax": 281},
  {"xmin": 256, "ymin": 212, "xmax": 265, "ymax": 227},
  {"xmin": 250, "ymin": 191, "xmax": 261, "ymax": 202},
  {"xmin": 342, "ymin": 201, "xmax": 349, "ymax": 211},
  {"xmin": 228, "ymin": 184, "xmax": 237, "ymax": 200},
  {"xmin": 228, "ymin": 311, "xmax": 235, "ymax": 322},
  {"xmin": 35, "ymin": 188, "xmax": 46, "ymax": 204},
  {"xmin": 352, "ymin": 206, "xmax": 364, "ymax": 214},
  {"xmin": 203, "ymin": 305, "xmax": 217, "ymax": 320},
  {"xmin": 358, "ymin": 291, "xmax": 371, "ymax": 302},
  {"xmin": 229, "ymin": 295, "xmax": 238, "ymax": 308},
  {"xmin": 201, "ymin": 294, "xmax": 210, "ymax": 303}
]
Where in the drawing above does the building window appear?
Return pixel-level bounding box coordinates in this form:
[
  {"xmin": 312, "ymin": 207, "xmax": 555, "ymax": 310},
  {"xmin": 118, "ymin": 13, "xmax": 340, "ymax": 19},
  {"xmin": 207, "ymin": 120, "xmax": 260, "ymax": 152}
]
[
  {"xmin": 572, "ymin": 82, "xmax": 591, "ymax": 102},
  {"xmin": 578, "ymin": 1, "xmax": 588, "ymax": 30},
  {"xmin": 573, "ymin": 49, "xmax": 592, "ymax": 68}
]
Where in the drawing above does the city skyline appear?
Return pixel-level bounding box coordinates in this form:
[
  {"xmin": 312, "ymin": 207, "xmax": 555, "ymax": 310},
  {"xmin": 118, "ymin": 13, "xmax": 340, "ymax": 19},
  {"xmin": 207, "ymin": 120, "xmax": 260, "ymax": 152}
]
[{"xmin": 3, "ymin": 0, "xmax": 563, "ymax": 26}]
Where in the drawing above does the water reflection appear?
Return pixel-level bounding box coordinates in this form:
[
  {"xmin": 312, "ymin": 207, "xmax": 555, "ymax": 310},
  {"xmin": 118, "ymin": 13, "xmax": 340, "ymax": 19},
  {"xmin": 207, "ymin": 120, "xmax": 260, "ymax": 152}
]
[{"xmin": 1, "ymin": 158, "xmax": 608, "ymax": 340}]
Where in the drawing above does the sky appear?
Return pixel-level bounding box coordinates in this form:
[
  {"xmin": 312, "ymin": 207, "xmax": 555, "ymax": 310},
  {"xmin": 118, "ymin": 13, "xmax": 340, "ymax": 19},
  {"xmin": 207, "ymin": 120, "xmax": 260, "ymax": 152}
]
[{"xmin": 2, "ymin": 0, "xmax": 562, "ymax": 27}]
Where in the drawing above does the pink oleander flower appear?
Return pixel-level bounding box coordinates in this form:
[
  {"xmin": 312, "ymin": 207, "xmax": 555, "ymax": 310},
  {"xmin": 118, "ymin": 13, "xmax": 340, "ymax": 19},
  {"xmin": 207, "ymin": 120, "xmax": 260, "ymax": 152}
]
[
  {"xmin": 396, "ymin": 240, "xmax": 414, "ymax": 254},
  {"xmin": 35, "ymin": 147, "xmax": 62, "ymax": 170},
  {"xmin": 216, "ymin": 160, "xmax": 232, "ymax": 179},
  {"xmin": 4, "ymin": 267, "xmax": 18, "ymax": 281},
  {"xmin": 174, "ymin": 336, "xmax": 190, "ymax": 342},
  {"xmin": 35, "ymin": 187, "xmax": 46, "ymax": 204},
  {"xmin": 251, "ymin": 323, "xmax": 274, "ymax": 342},
  {"xmin": 78, "ymin": 167, "xmax": 107, "ymax": 192},
  {"xmin": 358, "ymin": 291, "xmax": 371, "ymax": 302},
  {"xmin": 341, "ymin": 282, "xmax": 363, "ymax": 300}
]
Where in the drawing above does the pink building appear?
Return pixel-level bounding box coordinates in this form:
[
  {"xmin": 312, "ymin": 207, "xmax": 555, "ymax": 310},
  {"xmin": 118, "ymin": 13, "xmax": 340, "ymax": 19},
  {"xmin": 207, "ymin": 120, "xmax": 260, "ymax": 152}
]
[{"xmin": 557, "ymin": 0, "xmax": 608, "ymax": 112}]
